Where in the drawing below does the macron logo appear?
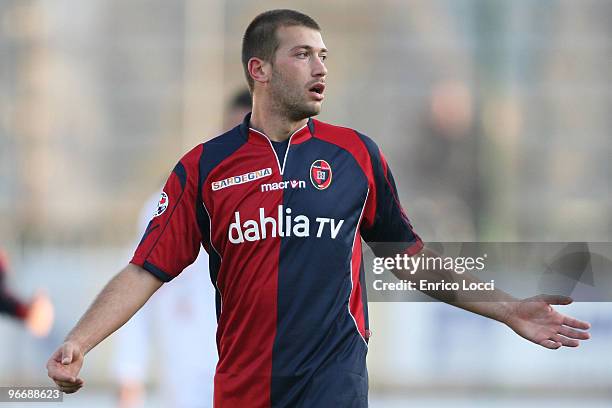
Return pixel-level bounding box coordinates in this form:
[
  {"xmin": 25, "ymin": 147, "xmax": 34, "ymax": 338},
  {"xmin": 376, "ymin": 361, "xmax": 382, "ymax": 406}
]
[
  {"xmin": 229, "ymin": 205, "xmax": 344, "ymax": 244},
  {"xmin": 261, "ymin": 179, "xmax": 306, "ymax": 192},
  {"xmin": 212, "ymin": 168, "xmax": 272, "ymax": 191}
]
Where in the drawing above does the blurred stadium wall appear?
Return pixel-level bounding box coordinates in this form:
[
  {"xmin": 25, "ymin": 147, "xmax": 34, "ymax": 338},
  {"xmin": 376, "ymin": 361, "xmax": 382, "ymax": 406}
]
[{"xmin": 0, "ymin": 0, "xmax": 610, "ymax": 404}]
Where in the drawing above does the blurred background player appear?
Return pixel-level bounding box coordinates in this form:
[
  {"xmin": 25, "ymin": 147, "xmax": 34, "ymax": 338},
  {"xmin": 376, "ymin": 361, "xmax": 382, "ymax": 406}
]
[
  {"xmin": 223, "ymin": 89, "xmax": 253, "ymax": 130},
  {"xmin": 112, "ymin": 89, "xmax": 251, "ymax": 408},
  {"xmin": 0, "ymin": 249, "xmax": 54, "ymax": 338}
]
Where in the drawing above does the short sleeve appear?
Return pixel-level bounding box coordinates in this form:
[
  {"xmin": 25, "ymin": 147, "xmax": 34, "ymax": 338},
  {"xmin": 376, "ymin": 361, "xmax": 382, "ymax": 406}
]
[
  {"xmin": 358, "ymin": 135, "xmax": 423, "ymax": 257},
  {"xmin": 130, "ymin": 145, "xmax": 203, "ymax": 282}
]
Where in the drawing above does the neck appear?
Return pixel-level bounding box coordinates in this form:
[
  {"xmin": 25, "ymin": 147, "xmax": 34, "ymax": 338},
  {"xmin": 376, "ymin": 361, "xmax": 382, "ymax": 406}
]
[{"xmin": 250, "ymin": 93, "xmax": 308, "ymax": 142}]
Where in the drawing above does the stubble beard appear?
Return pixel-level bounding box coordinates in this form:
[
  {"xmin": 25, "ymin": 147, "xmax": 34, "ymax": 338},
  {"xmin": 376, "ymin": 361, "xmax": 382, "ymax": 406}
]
[{"xmin": 270, "ymin": 66, "xmax": 321, "ymax": 122}]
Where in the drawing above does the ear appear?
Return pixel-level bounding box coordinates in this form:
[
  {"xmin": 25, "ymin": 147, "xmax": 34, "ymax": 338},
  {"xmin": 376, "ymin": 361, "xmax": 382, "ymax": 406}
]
[{"xmin": 248, "ymin": 57, "xmax": 271, "ymax": 86}]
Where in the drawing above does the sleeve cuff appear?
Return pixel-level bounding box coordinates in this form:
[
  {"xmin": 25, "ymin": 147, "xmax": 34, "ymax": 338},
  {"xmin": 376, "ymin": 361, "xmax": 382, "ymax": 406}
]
[
  {"xmin": 130, "ymin": 260, "xmax": 174, "ymax": 283},
  {"xmin": 403, "ymin": 238, "xmax": 424, "ymax": 256}
]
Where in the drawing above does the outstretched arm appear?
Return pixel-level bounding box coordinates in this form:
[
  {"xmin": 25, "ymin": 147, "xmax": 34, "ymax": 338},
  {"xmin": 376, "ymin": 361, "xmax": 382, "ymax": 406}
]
[
  {"xmin": 394, "ymin": 247, "xmax": 591, "ymax": 349},
  {"xmin": 355, "ymin": 141, "xmax": 591, "ymax": 349},
  {"xmin": 46, "ymin": 263, "xmax": 163, "ymax": 394}
]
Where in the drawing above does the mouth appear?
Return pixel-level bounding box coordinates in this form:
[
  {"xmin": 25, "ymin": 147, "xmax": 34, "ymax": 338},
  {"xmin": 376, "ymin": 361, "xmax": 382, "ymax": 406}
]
[{"xmin": 308, "ymin": 83, "xmax": 325, "ymax": 101}]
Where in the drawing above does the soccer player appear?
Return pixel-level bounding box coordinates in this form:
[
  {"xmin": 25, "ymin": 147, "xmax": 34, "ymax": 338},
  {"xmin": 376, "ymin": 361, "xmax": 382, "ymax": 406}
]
[
  {"xmin": 112, "ymin": 89, "xmax": 251, "ymax": 408},
  {"xmin": 47, "ymin": 9, "xmax": 591, "ymax": 407}
]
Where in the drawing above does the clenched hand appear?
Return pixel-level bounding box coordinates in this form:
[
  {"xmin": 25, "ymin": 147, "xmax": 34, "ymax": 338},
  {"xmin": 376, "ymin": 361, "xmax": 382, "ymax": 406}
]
[{"xmin": 46, "ymin": 341, "xmax": 85, "ymax": 394}]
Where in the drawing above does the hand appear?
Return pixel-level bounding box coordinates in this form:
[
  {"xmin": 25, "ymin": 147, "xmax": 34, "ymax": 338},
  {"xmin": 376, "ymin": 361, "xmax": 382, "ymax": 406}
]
[
  {"xmin": 25, "ymin": 290, "xmax": 54, "ymax": 337},
  {"xmin": 46, "ymin": 341, "xmax": 85, "ymax": 394},
  {"xmin": 505, "ymin": 295, "xmax": 591, "ymax": 349}
]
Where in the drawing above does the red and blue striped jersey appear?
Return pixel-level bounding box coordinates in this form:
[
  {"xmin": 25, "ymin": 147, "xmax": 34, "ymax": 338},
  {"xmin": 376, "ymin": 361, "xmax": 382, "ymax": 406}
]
[{"xmin": 131, "ymin": 114, "xmax": 423, "ymax": 407}]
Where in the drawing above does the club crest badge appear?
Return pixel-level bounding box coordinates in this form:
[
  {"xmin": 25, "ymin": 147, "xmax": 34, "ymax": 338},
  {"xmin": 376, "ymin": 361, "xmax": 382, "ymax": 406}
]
[
  {"xmin": 154, "ymin": 192, "xmax": 169, "ymax": 217},
  {"xmin": 310, "ymin": 159, "xmax": 332, "ymax": 190}
]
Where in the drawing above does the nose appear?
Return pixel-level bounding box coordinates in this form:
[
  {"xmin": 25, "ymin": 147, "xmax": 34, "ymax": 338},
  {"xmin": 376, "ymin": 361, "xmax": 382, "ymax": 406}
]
[{"xmin": 312, "ymin": 55, "xmax": 327, "ymax": 78}]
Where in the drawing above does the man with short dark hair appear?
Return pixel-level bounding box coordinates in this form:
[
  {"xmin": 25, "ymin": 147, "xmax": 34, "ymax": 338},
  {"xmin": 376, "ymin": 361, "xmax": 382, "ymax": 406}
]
[{"xmin": 47, "ymin": 9, "xmax": 590, "ymax": 407}]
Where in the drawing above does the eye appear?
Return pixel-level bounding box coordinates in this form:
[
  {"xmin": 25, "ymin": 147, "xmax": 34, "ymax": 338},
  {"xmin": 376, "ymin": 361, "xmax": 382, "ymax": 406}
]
[
  {"xmin": 296, "ymin": 52, "xmax": 308, "ymax": 59},
  {"xmin": 320, "ymin": 54, "xmax": 327, "ymax": 62}
]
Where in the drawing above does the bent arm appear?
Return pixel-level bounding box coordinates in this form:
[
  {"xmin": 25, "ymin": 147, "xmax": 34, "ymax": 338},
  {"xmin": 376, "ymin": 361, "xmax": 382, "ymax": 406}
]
[{"xmin": 66, "ymin": 263, "xmax": 162, "ymax": 354}]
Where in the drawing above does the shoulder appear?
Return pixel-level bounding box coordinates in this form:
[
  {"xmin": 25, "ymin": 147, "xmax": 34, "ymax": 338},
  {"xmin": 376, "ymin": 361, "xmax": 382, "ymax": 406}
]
[
  {"xmin": 311, "ymin": 119, "xmax": 381, "ymax": 162},
  {"xmin": 202, "ymin": 125, "xmax": 245, "ymax": 150},
  {"xmin": 178, "ymin": 125, "xmax": 247, "ymax": 174}
]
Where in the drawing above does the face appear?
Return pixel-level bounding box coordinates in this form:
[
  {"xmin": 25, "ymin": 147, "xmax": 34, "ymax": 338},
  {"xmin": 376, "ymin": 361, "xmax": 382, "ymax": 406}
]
[{"xmin": 268, "ymin": 25, "xmax": 328, "ymax": 121}]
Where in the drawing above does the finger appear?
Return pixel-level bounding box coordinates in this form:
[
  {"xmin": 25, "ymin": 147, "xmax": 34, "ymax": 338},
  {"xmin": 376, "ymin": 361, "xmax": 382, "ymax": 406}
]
[
  {"xmin": 551, "ymin": 334, "xmax": 579, "ymax": 347},
  {"xmin": 559, "ymin": 326, "xmax": 590, "ymax": 340},
  {"xmin": 64, "ymin": 380, "xmax": 83, "ymax": 389},
  {"xmin": 57, "ymin": 380, "xmax": 84, "ymax": 391},
  {"xmin": 539, "ymin": 339, "xmax": 561, "ymax": 349},
  {"xmin": 61, "ymin": 343, "xmax": 74, "ymax": 365},
  {"xmin": 535, "ymin": 294, "xmax": 573, "ymax": 305},
  {"xmin": 51, "ymin": 348, "xmax": 63, "ymax": 363},
  {"xmin": 49, "ymin": 368, "xmax": 77, "ymax": 383},
  {"xmin": 55, "ymin": 380, "xmax": 76, "ymax": 388},
  {"xmin": 55, "ymin": 378, "xmax": 83, "ymax": 387},
  {"xmin": 563, "ymin": 316, "xmax": 591, "ymax": 330},
  {"xmin": 60, "ymin": 384, "xmax": 82, "ymax": 394},
  {"xmin": 47, "ymin": 360, "xmax": 81, "ymax": 383}
]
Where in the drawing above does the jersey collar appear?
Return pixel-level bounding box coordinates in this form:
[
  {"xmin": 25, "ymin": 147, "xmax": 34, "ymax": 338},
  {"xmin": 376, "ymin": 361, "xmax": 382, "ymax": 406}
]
[{"xmin": 239, "ymin": 112, "xmax": 315, "ymax": 146}]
